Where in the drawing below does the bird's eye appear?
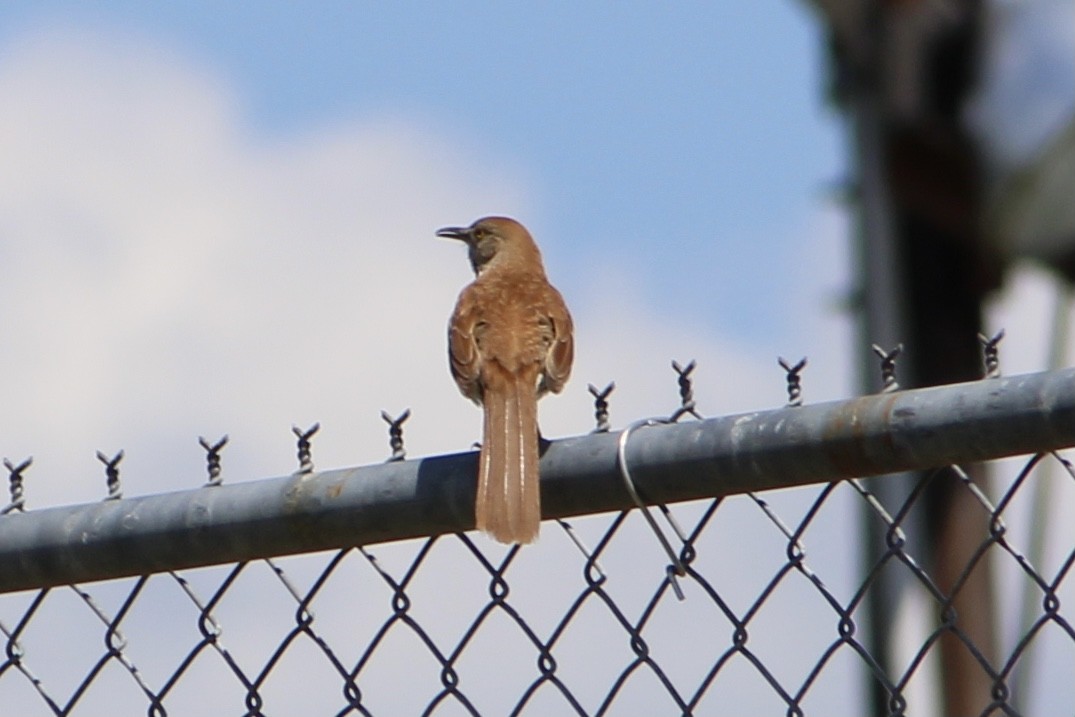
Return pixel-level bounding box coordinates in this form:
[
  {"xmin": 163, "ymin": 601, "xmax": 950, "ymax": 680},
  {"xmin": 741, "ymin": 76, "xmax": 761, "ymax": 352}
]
[{"xmin": 473, "ymin": 229, "xmax": 486, "ymax": 240}]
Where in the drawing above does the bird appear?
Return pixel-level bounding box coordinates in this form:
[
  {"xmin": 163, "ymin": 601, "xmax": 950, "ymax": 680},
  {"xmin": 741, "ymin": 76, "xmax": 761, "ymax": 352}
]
[{"xmin": 438, "ymin": 217, "xmax": 574, "ymax": 545}]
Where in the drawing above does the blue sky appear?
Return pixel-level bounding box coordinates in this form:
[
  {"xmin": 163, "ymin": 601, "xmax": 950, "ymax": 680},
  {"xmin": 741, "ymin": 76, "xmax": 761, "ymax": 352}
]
[
  {"xmin": 0, "ymin": 2, "xmax": 861, "ymax": 488},
  {"xmin": 0, "ymin": 5, "xmax": 858, "ymax": 714},
  {"xmin": 0, "ymin": 3, "xmax": 1071, "ymax": 715},
  {"xmin": 0, "ymin": 1, "xmax": 845, "ymax": 346}
]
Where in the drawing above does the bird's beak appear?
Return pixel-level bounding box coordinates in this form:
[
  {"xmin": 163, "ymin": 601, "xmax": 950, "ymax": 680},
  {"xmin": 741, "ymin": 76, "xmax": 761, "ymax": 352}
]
[{"xmin": 435, "ymin": 226, "xmax": 471, "ymax": 242}]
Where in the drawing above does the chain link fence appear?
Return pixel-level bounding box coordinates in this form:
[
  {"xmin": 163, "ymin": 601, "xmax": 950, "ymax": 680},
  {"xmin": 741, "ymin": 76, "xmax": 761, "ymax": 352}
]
[{"xmin": 0, "ymin": 348, "xmax": 1072, "ymax": 716}]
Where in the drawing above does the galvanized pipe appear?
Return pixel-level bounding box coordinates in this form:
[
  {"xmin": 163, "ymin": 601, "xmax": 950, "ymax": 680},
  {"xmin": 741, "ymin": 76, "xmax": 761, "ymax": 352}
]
[{"xmin": 1, "ymin": 368, "xmax": 1073, "ymax": 593}]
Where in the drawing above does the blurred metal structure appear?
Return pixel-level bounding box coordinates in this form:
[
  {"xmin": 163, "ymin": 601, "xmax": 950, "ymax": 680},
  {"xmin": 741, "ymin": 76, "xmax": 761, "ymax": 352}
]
[
  {"xmin": 0, "ymin": 361, "xmax": 1073, "ymax": 715},
  {"xmin": 988, "ymin": 118, "xmax": 1075, "ymax": 275},
  {"xmin": 806, "ymin": 0, "xmax": 1009, "ymax": 712}
]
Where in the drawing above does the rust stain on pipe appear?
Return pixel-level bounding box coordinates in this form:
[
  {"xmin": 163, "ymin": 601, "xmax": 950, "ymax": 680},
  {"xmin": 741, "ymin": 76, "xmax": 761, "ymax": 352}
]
[{"xmin": 823, "ymin": 392, "xmax": 902, "ymax": 477}]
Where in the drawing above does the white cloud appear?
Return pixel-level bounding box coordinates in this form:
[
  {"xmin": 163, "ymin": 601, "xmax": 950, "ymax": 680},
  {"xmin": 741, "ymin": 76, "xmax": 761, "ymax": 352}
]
[
  {"xmin": 0, "ymin": 26, "xmax": 858, "ymax": 507},
  {"xmin": 0, "ymin": 27, "xmax": 536, "ymax": 504}
]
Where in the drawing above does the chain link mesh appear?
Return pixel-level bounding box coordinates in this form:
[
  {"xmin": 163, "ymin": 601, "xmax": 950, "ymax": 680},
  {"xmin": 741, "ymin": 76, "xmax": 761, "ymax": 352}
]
[
  {"xmin": 0, "ymin": 446, "xmax": 1070, "ymax": 716},
  {"xmin": 1, "ymin": 343, "xmax": 1073, "ymax": 715}
]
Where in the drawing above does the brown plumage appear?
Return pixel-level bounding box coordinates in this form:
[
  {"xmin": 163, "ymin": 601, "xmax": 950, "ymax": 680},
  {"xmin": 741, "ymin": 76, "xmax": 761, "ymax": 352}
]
[{"xmin": 438, "ymin": 217, "xmax": 574, "ymax": 544}]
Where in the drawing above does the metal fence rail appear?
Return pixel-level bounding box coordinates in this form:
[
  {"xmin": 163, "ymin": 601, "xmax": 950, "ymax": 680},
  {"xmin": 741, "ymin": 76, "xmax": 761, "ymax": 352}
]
[
  {"xmin": 0, "ymin": 361, "xmax": 1072, "ymax": 715},
  {"xmin": 1, "ymin": 367, "xmax": 1074, "ymax": 593}
]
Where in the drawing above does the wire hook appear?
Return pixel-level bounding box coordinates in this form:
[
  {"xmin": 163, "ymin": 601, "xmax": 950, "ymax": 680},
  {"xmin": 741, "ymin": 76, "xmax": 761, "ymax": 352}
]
[{"xmin": 617, "ymin": 418, "xmax": 687, "ymax": 600}]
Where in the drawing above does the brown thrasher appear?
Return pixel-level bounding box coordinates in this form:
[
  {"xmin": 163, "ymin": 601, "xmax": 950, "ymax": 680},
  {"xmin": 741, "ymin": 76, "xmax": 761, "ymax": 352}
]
[{"xmin": 438, "ymin": 217, "xmax": 574, "ymax": 544}]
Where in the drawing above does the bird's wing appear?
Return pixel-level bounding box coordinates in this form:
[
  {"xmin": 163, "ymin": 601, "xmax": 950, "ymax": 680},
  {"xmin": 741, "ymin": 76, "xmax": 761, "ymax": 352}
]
[
  {"xmin": 541, "ymin": 287, "xmax": 574, "ymax": 395},
  {"xmin": 449, "ymin": 290, "xmax": 484, "ymax": 403}
]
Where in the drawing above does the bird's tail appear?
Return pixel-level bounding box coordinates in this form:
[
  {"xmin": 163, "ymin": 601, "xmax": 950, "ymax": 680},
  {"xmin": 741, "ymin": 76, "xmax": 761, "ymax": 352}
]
[{"xmin": 477, "ymin": 368, "xmax": 541, "ymax": 544}]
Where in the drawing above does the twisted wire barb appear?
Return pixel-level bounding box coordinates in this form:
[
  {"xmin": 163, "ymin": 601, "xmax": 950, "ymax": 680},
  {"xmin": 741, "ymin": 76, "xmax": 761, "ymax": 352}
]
[
  {"xmin": 588, "ymin": 382, "xmax": 615, "ymax": 433},
  {"xmin": 872, "ymin": 343, "xmax": 903, "ymax": 392},
  {"xmin": 381, "ymin": 409, "xmax": 410, "ymax": 462},
  {"xmin": 292, "ymin": 423, "xmax": 320, "ymax": 475},
  {"xmin": 979, "ymin": 329, "xmax": 1004, "ymax": 379},
  {"xmin": 2, "ymin": 457, "xmax": 30, "ymax": 514},
  {"xmin": 96, "ymin": 450, "xmax": 124, "ymax": 501},
  {"xmin": 778, "ymin": 356, "xmax": 808, "ymax": 407},
  {"xmin": 199, "ymin": 435, "xmax": 228, "ymax": 487},
  {"xmin": 670, "ymin": 359, "xmax": 702, "ymax": 421}
]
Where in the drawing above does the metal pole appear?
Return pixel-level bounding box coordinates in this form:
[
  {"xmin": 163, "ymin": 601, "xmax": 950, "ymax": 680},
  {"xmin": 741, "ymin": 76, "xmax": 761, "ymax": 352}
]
[
  {"xmin": 850, "ymin": 71, "xmax": 921, "ymax": 717},
  {"xmin": 0, "ymin": 368, "xmax": 1073, "ymax": 593}
]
